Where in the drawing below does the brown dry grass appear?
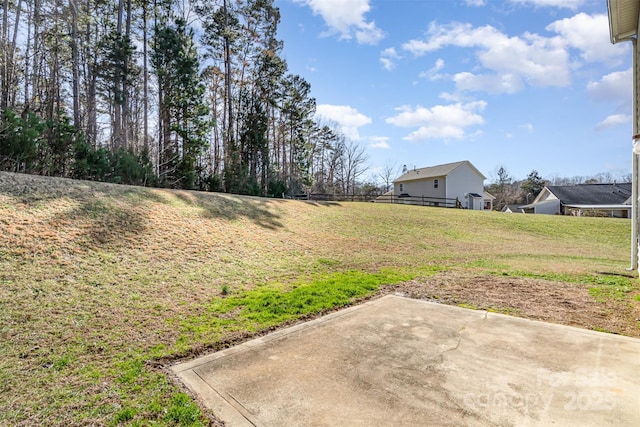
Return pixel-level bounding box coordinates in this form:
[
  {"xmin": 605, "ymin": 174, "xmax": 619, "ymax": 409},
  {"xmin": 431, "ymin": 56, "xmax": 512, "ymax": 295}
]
[
  {"xmin": 386, "ymin": 270, "xmax": 640, "ymax": 337},
  {"xmin": 0, "ymin": 171, "xmax": 638, "ymax": 426}
]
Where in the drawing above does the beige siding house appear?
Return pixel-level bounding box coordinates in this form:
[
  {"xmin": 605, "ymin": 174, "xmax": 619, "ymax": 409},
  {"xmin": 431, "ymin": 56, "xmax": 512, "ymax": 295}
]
[{"xmin": 393, "ymin": 160, "xmax": 491, "ymax": 210}]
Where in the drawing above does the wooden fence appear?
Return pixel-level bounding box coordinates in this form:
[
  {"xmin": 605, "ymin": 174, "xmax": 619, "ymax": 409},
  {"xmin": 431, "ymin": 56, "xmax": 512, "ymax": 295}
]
[
  {"xmin": 372, "ymin": 194, "xmax": 461, "ymax": 208},
  {"xmin": 292, "ymin": 193, "xmax": 461, "ymax": 208}
]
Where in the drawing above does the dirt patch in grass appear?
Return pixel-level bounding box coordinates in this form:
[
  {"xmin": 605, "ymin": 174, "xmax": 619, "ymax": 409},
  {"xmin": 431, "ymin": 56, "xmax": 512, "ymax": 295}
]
[{"xmin": 383, "ymin": 270, "xmax": 640, "ymax": 338}]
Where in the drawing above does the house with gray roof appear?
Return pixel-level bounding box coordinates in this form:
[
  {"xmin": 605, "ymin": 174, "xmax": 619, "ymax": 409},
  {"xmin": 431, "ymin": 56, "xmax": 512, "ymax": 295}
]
[
  {"xmin": 519, "ymin": 183, "xmax": 631, "ymax": 217},
  {"xmin": 503, "ymin": 204, "xmax": 525, "ymax": 213},
  {"xmin": 392, "ymin": 160, "xmax": 491, "ymax": 210}
]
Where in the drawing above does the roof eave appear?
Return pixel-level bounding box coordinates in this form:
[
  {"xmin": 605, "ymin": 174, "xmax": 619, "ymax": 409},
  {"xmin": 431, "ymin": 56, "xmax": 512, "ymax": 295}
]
[
  {"xmin": 393, "ymin": 173, "xmax": 445, "ymax": 184},
  {"xmin": 608, "ymin": 0, "xmax": 640, "ymax": 44},
  {"xmin": 564, "ymin": 204, "xmax": 632, "ymax": 209}
]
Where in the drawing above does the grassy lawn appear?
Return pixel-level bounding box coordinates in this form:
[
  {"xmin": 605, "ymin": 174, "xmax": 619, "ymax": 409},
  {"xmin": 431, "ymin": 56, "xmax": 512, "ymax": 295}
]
[{"xmin": 1, "ymin": 171, "xmax": 638, "ymax": 426}]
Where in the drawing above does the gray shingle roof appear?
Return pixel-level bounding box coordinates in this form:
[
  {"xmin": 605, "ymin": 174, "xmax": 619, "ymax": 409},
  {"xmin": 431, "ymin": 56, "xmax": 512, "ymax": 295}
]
[
  {"xmin": 393, "ymin": 160, "xmax": 485, "ymax": 183},
  {"xmin": 503, "ymin": 205, "xmax": 524, "ymax": 212},
  {"xmin": 546, "ymin": 183, "xmax": 632, "ymax": 205}
]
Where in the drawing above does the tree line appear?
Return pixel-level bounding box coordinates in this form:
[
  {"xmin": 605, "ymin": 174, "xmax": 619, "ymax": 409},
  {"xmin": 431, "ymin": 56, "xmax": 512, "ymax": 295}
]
[{"xmin": 0, "ymin": 0, "xmax": 368, "ymax": 196}]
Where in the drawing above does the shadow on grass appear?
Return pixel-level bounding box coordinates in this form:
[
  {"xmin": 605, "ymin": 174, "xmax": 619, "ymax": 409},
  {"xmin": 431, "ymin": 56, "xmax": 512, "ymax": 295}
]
[
  {"xmin": 169, "ymin": 190, "xmax": 285, "ymax": 230},
  {"xmin": 300, "ymin": 200, "xmax": 343, "ymax": 207},
  {"xmin": 1, "ymin": 171, "xmax": 344, "ymax": 231},
  {"xmin": 596, "ymin": 271, "xmax": 637, "ymax": 279},
  {"xmin": 0, "ymin": 172, "xmax": 149, "ymax": 249},
  {"xmin": 49, "ymin": 199, "xmax": 148, "ymax": 249},
  {"xmin": 0, "ymin": 171, "xmax": 143, "ymax": 201}
]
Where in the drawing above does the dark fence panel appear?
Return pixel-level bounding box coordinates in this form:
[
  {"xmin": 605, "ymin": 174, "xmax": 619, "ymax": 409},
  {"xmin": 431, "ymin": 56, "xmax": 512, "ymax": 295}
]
[
  {"xmin": 373, "ymin": 194, "xmax": 460, "ymax": 208},
  {"xmin": 292, "ymin": 193, "xmax": 461, "ymax": 208}
]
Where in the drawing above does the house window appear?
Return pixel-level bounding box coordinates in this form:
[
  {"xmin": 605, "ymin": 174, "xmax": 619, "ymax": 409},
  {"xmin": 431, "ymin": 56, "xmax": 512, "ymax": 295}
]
[
  {"xmin": 434, "ymin": 179, "xmax": 439, "ymax": 189},
  {"xmin": 399, "ymin": 184, "xmax": 404, "ymax": 192}
]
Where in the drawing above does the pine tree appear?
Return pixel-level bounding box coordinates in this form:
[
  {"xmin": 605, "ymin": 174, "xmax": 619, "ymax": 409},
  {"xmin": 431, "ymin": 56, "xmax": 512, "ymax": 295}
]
[{"xmin": 152, "ymin": 13, "xmax": 210, "ymax": 188}]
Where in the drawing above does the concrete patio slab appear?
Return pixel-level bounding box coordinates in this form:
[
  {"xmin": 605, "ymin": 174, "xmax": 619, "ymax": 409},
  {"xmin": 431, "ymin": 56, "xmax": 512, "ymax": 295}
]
[{"xmin": 171, "ymin": 295, "xmax": 640, "ymax": 426}]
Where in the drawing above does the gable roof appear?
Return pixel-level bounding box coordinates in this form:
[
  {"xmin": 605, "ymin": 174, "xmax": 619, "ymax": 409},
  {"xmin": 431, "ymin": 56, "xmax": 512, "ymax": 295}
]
[
  {"xmin": 543, "ymin": 183, "xmax": 632, "ymax": 206},
  {"xmin": 393, "ymin": 160, "xmax": 486, "ymax": 183},
  {"xmin": 503, "ymin": 204, "xmax": 524, "ymax": 213}
]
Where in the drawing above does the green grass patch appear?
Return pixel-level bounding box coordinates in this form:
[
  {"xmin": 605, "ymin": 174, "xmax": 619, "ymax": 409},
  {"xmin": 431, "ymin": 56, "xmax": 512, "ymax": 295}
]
[
  {"xmin": 589, "ymin": 284, "xmax": 634, "ymax": 302},
  {"xmin": 591, "ymin": 326, "xmax": 616, "ymax": 334},
  {"xmin": 465, "ymin": 258, "xmax": 511, "ymax": 270},
  {"xmin": 52, "ymin": 354, "xmax": 73, "ymax": 371},
  {"xmin": 315, "ymin": 258, "xmax": 341, "ymax": 267},
  {"xmin": 176, "ymin": 269, "xmax": 415, "ymax": 347},
  {"xmin": 456, "ymin": 303, "xmax": 478, "ymax": 310},
  {"xmin": 496, "ymin": 270, "xmax": 632, "ymax": 286},
  {"xmin": 111, "ymin": 407, "xmax": 137, "ymax": 424},
  {"xmin": 496, "ymin": 270, "xmax": 635, "ymax": 302},
  {"xmin": 211, "ymin": 270, "xmax": 413, "ymax": 324},
  {"xmin": 115, "ymin": 359, "xmax": 145, "ymax": 384},
  {"xmin": 164, "ymin": 393, "xmax": 205, "ymax": 426}
]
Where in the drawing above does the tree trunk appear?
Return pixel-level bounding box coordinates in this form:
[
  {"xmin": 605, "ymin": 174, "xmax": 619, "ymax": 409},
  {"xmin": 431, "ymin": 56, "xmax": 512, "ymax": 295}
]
[
  {"xmin": 31, "ymin": 0, "xmax": 41, "ymax": 113},
  {"xmin": 1, "ymin": 0, "xmax": 11, "ymax": 112},
  {"xmin": 224, "ymin": 0, "xmax": 233, "ymax": 173},
  {"xmin": 70, "ymin": 0, "xmax": 81, "ymax": 128},
  {"xmin": 113, "ymin": 0, "xmax": 124, "ymax": 150},
  {"xmin": 85, "ymin": 0, "xmax": 97, "ymax": 147},
  {"xmin": 142, "ymin": 0, "xmax": 149, "ymax": 153},
  {"xmin": 123, "ymin": 0, "xmax": 131, "ymax": 150},
  {"xmin": 23, "ymin": 0, "xmax": 31, "ymax": 110}
]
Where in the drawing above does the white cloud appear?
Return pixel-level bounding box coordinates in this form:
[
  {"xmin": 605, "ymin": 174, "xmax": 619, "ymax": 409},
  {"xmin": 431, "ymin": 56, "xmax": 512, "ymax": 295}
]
[
  {"xmin": 595, "ymin": 114, "xmax": 630, "ymax": 131},
  {"xmin": 385, "ymin": 101, "xmax": 487, "ymax": 142},
  {"xmin": 296, "ymin": 0, "xmax": 384, "ymax": 45},
  {"xmin": 418, "ymin": 58, "xmax": 445, "ymax": 80},
  {"xmin": 379, "ymin": 57, "xmax": 394, "ymax": 71},
  {"xmin": 400, "ymin": 13, "xmax": 627, "ymax": 95},
  {"xmin": 453, "ymin": 72, "xmax": 524, "ymax": 94},
  {"xmin": 379, "ymin": 47, "xmax": 400, "ymax": 71},
  {"xmin": 401, "ymin": 22, "xmax": 570, "ymax": 93},
  {"xmin": 465, "ymin": 0, "xmax": 486, "ymax": 6},
  {"xmin": 315, "ymin": 104, "xmax": 372, "ymax": 140},
  {"xmin": 509, "ymin": 0, "xmax": 584, "ymax": 9},
  {"xmin": 402, "ymin": 22, "xmax": 506, "ymax": 56},
  {"xmin": 355, "ymin": 21, "xmax": 384, "ymax": 44},
  {"xmin": 438, "ymin": 92, "xmax": 462, "ymax": 102},
  {"xmin": 520, "ymin": 123, "xmax": 534, "ymax": 133},
  {"xmin": 546, "ymin": 13, "xmax": 627, "ymax": 64},
  {"xmin": 587, "ymin": 69, "xmax": 631, "ymax": 131},
  {"xmin": 369, "ymin": 136, "xmax": 390, "ymax": 149},
  {"xmin": 587, "ymin": 68, "xmax": 632, "ymax": 106}
]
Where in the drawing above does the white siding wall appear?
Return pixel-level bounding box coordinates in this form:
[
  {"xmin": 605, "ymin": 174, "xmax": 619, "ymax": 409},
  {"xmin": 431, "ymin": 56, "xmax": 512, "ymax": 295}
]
[
  {"xmin": 446, "ymin": 165, "xmax": 485, "ymax": 209},
  {"xmin": 468, "ymin": 195, "xmax": 483, "ymax": 210},
  {"xmin": 535, "ymin": 199, "xmax": 561, "ymax": 214},
  {"xmin": 394, "ymin": 178, "xmax": 446, "ymax": 199},
  {"xmin": 535, "ymin": 188, "xmax": 557, "ymax": 203}
]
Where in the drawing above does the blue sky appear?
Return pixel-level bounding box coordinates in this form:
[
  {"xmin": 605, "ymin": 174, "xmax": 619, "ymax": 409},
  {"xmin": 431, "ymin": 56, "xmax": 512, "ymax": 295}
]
[{"xmin": 274, "ymin": 0, "xmax": 632, "ymax": 184}]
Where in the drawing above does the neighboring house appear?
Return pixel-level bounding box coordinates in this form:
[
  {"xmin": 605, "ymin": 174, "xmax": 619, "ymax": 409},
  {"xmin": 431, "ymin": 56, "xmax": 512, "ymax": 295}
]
[
  {"xmin": 519, "ymin": 183, "xmax": 631, "ymax": 217},
  {"xmin": 483, "ymin": 191, "xmax": 496, "ymax": 211},
  {"xmin": 392, "ymin": 160, "xmax": 490, "ymax": 210},
  {"xmin": 503, "ymin": 204, "xmax": 525, "ymax": 213}
]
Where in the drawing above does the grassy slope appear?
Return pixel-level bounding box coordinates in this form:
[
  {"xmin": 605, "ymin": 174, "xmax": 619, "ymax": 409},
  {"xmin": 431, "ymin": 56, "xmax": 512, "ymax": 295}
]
[{"xmin": 0, "ymin": 171, "xmax": 637, "ymax": 426}]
